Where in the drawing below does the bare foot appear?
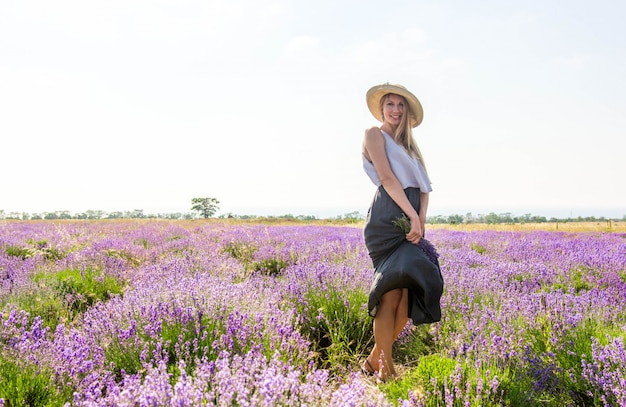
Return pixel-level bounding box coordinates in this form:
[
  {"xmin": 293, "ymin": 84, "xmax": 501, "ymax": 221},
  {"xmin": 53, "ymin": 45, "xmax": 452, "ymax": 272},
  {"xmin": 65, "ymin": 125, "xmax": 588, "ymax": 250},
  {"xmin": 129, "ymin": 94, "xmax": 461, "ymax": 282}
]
[{"xmin": 361, "ymin": 358, "xmax": 376, "ymax": 376}]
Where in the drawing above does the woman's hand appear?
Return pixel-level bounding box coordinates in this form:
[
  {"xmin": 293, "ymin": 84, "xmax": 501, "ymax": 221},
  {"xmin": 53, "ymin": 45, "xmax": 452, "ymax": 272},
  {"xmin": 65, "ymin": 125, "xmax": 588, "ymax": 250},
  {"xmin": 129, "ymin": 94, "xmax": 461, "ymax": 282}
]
[{"xmin": 406, "ymin": 216, "xmax": 422, "ymax": 244}]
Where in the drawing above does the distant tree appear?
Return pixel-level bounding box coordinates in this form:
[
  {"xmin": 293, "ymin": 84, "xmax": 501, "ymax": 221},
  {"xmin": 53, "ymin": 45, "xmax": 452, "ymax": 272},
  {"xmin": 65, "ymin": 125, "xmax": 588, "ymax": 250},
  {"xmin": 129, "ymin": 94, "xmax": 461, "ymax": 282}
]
[
  {"xmin": 128, "ymin": 209, "xmax": 145, "ymax": 219},
  {"xmin": 484, "ymin": 212, "xmax": 499, "ymax": 224},
  {"xmin": 447, "ymin": 214, "xmax": 464, "ymax": 224},
  {"xmin": 427, "ymin": 214, "xmax": 446, "ymax": 224},
  {"xmin": 191, "ymin": 197, "xmax": 220, "ymax": 219},
  {"xmin": 85, "ymin": 210, "xmax": 105, "ymax": 219},
  {"xmin": 48, "ymin": 210, "xmax": 71, "ymax": 220},
  {"xmin": 337, "ymin": 211, "xmax": 362, "ymax": 221},
  {"xmin": 297, "ymin": 214, "xmax": 317, "ymax": 221}
]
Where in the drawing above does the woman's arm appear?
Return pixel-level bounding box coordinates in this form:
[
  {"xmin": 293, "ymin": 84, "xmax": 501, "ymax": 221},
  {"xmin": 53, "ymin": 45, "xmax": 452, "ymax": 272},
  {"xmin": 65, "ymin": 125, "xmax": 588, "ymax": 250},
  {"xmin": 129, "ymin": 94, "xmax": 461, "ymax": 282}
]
[
  {"xmin": 419, "ymin": 191, "xmax": 429, "ymax": 237},
  {"xmin": 363, "ymin": 127, "xmax": 422, "ymax": 244}
]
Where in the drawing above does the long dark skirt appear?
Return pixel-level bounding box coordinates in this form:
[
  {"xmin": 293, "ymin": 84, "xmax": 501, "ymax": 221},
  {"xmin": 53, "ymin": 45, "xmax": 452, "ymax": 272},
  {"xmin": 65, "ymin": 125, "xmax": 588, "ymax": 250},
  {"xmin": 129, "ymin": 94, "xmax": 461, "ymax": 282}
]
[{"xmin": 363, "ymin": 186, "xmax": 444, "ymax": 325}]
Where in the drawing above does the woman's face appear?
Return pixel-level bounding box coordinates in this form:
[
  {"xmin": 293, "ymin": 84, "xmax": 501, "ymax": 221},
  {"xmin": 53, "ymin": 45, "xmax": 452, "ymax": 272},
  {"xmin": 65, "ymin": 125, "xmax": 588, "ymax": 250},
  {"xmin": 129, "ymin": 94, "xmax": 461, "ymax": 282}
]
[{"xmin": 381, "ymin": 94, "xmax": 405, "ymax": 127}]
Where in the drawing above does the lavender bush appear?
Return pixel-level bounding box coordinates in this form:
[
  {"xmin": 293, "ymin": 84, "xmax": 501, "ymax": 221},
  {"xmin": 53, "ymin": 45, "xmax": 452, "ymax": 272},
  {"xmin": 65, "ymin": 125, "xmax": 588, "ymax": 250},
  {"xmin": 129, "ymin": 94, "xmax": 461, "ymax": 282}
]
[{"xmin": 0, "ymin": 220, "xmax": 624, "ymax": 406}]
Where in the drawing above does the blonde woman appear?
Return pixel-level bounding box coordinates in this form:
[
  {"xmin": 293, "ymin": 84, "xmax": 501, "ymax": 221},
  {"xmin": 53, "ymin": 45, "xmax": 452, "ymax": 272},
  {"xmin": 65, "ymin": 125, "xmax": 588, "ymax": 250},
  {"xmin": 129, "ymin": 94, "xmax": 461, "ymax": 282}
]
[{"xmin": 361, "ymin": 83, "xmax": 444, "ymax": 381}]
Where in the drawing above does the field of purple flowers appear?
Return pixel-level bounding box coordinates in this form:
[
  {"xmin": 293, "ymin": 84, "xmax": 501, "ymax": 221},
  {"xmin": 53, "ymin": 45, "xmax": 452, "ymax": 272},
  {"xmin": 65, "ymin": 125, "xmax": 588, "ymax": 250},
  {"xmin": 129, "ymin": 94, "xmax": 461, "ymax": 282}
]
[{"xmin": 1, "ymin": 220, "xmax": 625, "ymax": 406}]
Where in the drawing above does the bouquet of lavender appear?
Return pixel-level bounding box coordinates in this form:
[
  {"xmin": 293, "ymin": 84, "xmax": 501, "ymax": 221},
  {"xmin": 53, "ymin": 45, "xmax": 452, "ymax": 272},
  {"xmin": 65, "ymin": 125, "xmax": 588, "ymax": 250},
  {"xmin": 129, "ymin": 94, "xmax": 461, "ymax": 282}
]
[
  {"xmin": 392, "ymin": 214, "xmax": 440, "ymax": 265},
  {"xmin": 391, "ymin": 214, "xmax": 412, "ymax": 233}
]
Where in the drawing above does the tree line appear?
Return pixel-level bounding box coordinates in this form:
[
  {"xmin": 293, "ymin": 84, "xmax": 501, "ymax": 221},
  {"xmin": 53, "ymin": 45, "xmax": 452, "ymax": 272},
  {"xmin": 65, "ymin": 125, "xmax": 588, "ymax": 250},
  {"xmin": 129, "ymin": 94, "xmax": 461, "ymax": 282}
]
[
  {"xmin": 0, "ymin": 209, "xmax": 197, "ymax": 220},
  {"xmin": 427, "ymin": 212, "xmax": 624, "ymax": 224},
  {"xmin": 1, "ymin": 201, "xmax": 623, "ymax": 224},
  {"xmin": 1, "ymin": 209, "xmax": 622, "ymax": 223},
  {"xmin": 0, "ymin": 209, "xmax": 326, "ymax": 221}
]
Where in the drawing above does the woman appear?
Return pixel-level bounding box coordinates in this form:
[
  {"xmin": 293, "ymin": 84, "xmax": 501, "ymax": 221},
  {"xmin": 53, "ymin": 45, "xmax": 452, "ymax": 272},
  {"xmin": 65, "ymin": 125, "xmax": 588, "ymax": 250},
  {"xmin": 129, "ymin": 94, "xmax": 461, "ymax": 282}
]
[{"xmin": 361, "ymin": 83, "xmax": 444, "ymax": 381}]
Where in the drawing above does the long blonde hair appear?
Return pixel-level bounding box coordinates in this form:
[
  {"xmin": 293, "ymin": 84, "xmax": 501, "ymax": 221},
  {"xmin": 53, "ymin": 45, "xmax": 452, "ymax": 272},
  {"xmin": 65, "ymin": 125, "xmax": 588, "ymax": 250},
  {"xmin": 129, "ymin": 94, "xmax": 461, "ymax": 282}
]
[{"xmin": 381, "ymin": 93, "xmax": 431, "ymax": 181}]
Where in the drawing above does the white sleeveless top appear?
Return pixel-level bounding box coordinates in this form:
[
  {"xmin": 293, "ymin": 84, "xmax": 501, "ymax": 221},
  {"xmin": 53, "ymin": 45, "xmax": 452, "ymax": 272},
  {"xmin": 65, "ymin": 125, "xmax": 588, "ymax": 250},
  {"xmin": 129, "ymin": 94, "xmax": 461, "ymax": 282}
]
[{"xmin": 362, "ymin": 130, "xmax": 432, "ymax": 192}]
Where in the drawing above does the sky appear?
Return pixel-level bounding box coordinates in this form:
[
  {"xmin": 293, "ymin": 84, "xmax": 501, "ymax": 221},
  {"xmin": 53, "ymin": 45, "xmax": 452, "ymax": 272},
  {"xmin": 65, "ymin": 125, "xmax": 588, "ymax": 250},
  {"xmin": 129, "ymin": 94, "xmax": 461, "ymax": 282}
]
[{"xmin": 1, "ymin": 0, "xmax": 625, "ymax": 219}]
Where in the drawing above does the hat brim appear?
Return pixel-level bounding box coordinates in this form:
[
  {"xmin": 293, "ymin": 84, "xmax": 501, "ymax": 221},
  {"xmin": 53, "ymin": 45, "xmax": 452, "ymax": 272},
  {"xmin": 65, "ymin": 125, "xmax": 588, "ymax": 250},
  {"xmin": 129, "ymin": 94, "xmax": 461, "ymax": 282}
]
[{"xmin": 366, "ymin": 83, "xmax": 423, "ymax": 127}]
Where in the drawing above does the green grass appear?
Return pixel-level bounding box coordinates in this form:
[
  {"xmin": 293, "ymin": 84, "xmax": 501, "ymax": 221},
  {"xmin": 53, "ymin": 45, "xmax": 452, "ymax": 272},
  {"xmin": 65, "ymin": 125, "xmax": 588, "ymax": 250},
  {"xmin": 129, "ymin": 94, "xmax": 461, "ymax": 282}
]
[
  {"xmin": 544, "ymin": 267, "xmax": 594, "ymax": 294},
  {"xmin": 470, "ymin": 242, "xmax": 487, "ymax": 254},
  {"xmin": 251, "ymin": 258, "xmax": 287, "ymax": 276},
  {"xmin": 35, "ymin": 268, "xmax": 125, "ymax": 315},
  {"xmin": 134, "ymin": 237, "xmax": 150, "ymax": 249},
  {"xmin": 394, "ymin": 324, "xmax": 438, "ymax": 366},
  {"xmin": 520, "ymin": 317, "xmax": 624, "ymax": 405},
  {"xmin": 0, "ymin": 355, "xmax": 74, "ymax": 407},
  {"xmin": 222, "ymin": 241, "xmax": 257, "ymax": 263},
  {"xmin": 381, "ymin": 354, "xmax": 457, "ymax": 406},
  {"xmin": 293, "ymin": 284, "xmax": 372, "ymax": 374},
  {"xmin": 103, "ymin": 315, "xmax": 227, "ymax": 384},
  {"xmin": 5, "ymin": 240, "xmax": 64, "ymax": 261},
  {"xmin": 2, "ymin": 268, "xmax": 127, "ymax": 328},
  {"xmin": 222, "ymin": 241, "xmax": 289, "ymax": 276},
  {"xmin": 103, "ymin": 309, "xmax": 311, "ymax": 385}
]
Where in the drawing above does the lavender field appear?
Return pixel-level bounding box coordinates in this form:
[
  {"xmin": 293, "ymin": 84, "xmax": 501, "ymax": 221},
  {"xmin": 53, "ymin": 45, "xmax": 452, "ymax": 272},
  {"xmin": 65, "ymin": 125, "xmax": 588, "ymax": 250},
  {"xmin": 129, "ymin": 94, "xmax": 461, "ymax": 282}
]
[{"xmin": 1, "ymin": 220, "xmax": 625, "ymax": 406}]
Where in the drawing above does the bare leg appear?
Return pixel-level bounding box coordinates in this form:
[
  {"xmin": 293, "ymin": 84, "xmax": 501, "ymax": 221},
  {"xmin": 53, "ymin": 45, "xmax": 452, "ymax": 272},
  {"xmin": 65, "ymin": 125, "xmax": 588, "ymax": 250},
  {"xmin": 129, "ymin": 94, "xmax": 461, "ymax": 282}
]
[
  {"xmin": 364, "ymin": 288, "xmax": 408, "ymax": 380},
  {"xmin": 393, "ymin": 288, "xmax": 410, "ymax": 339}
]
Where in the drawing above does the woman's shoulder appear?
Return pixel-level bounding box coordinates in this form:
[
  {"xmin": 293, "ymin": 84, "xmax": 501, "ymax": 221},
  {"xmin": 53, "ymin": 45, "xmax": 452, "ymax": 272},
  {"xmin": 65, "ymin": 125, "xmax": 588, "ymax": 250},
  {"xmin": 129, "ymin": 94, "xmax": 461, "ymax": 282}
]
[{"xmin": 364, "ymin": 126, "xmax": 383, "ymax": 138}]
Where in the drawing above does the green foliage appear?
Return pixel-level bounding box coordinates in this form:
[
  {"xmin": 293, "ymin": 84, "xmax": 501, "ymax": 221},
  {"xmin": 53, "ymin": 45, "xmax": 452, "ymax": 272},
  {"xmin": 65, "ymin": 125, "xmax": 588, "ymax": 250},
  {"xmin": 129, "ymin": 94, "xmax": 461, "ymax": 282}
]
[
  {"xmin": 103, "ymin": 316, "xmax": 221, "ymax": 383},
  {"xmin": 381, "ymin": 354, "xmax": 457, "ymax": 405},
  {"xmin": 542, "ymin": 267, "xmax": 594, "ymax": 294},
  {"xmin": 252, "ymin": 258, "xmax": 287, "ymax": 276},
  {"xmin": 414, "ymin": 354, "xmax": 458, "ymax": 390},
  {"xmin": 47, "ymin": 268, "xmax": 124, "ymax": 313},
  {"xmin": 382, "ymin": 356, "xmax": 516, "ymax": 407},
  {"xmin": 16, "ymin": 291, "xmax": 65, "ymax": 329},
  {"xmin": 5, "ymin": 241, "xmax": 63, "ymax": 261},
  {"xmin": 191, "ymin": 197, "xmax": 220, "ymax": 218},
  {"xmin": 5, "ymin": 245, "xmax": 32, "ymax": 259},
  {"xmin": 134, "ymin": 237, "xmax": 150, "ymax": 249},
  {"xmin": 619, "ymin": 270, "xmax": 626, "ymax": 284},
  {"xmin": 335, "ymin": 211, "xmax": 364, "ymax": 223},
  {"xmin": 470, "ymin": 242, "xmax": 487, "ymax": 254},
  {"xmin": 222, "ymin": 242, "xmax": 257, "ymax": 263},
  {"xmin": 511, "ymin": 272, "xmax": 533, "ymax": 284},
  {"xmin": 105, "ymin": 249, "xmax": 142, "ymax": 267},
  {"xmin": 29, "ymin": 268, "xmax": 125, "ymax": 325},
  {"xmin": 1, "ymin": 280, "xmax": 65, "ymax": 329},
  {"xmin": 104, "ymin": 336, "xmax": 145, "ymax": 382},
  {"xmin": 222, "ymin": 242, "xmax": 287, "ymax": 276},
  {"xmin": 519, "ymin": 317, "xmax": 623, "ymax": 405},
  {"xmin": 294, "ymin": 284, "xmax": 372, "ymax": 373},
  {"xmin": 392, "ymin": 214, "xmax": 411, "ymax": 233},
  {"xmin": 394, "ymin": 325, "xmax": 438, "ymax": 366},
  {"xmin": 0, "ymin": 355, "xmax": 74, "ymax": 407},
  {"xmin": 103, "ymin": 310, "xmax": 308, "ymax": 386}
]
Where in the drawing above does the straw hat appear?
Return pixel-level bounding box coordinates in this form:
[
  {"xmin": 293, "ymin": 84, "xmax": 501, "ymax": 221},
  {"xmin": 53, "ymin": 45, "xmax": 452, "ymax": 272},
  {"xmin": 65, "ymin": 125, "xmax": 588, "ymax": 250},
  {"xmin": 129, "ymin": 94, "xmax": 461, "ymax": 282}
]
[{"xmin": 366, "ymin": 83, "xmax": 423, "ymax": 127}]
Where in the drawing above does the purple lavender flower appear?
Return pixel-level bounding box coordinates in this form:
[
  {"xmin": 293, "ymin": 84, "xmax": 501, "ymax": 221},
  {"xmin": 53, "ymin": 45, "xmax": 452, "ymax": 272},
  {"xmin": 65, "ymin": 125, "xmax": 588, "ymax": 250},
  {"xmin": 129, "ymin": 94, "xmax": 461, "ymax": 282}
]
[{"xmin": 2, "ymin": 220, "xmax": 625, "ymax": 406}]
